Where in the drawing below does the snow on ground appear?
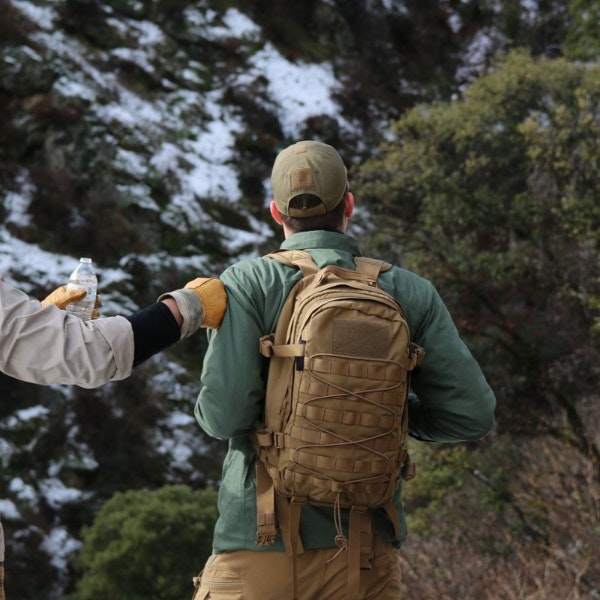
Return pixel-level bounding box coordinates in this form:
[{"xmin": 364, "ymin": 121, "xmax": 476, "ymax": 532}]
[
  {"xmin": 0, "ymin": 226, "xmax": 93, "ymax": 291},
  {"xmin": 40, "ymin": 526, "xmax": 83, "ymax": 571},
  {"xmin": 236, "ymin": 41, "xmax": 350, "ymax": 138},
  {"xmin": 2, "ymin": 0, "xmax": 347, "ymax": 285},
  {"xmin": 9, "ymin": 1, "xmax": 345, "ymax": 251}
]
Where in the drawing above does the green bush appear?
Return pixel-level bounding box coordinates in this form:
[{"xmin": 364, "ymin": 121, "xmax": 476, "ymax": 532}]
[
  {"xmin": 358, "ymin": 50, "xmax": 600, "ymax": 434},
  {"xmin": 74, "ymin": 485, "xmax": 218, "ymax": 600}
]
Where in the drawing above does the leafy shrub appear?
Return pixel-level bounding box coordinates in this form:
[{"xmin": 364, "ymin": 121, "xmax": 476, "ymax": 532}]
[{"xmin": 73, "ymin": 485, "xmax": 218, "ymax": 600}]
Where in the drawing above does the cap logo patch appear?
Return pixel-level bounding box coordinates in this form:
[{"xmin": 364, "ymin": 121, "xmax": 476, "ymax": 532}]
[{"xmin": 290, "ymin": 167, "xmax": 314, "ymax": 191}]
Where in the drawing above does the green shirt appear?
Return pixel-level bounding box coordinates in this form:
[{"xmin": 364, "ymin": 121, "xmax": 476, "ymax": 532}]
[{"xmin": 196, "ymin": 230, "xmax": 496, "ymax": 552}]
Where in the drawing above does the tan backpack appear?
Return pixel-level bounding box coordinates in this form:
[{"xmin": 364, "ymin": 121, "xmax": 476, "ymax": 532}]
[{"xmin": 252, "ymin": 249, "xmax": 424, "ymax": 600}]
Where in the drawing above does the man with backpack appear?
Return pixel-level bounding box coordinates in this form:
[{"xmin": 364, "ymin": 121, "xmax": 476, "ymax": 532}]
[{"xmin": 193, "ymin": 140, "xmax": 496, "ymax": 600}]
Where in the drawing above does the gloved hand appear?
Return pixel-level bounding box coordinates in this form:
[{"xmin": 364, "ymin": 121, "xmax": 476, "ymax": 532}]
[
  {"xmin": 41, "ymin": 285, "xmax": 86, "ymax": 310},
  {"xmin": 158, "ymin": 278, "xmax": 227, "ymax": 338},
  {"xmin": 41, "ymin": 285, "xmax": 103, "ymax": 319},
  {"xmin": 184, "ymin": 278, "xmax": 227, "ymax": 328}
]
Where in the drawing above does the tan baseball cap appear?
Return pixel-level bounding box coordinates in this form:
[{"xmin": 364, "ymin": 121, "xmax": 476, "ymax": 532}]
[{"xmin": 271, "ymin": 140, "xmax": 348, "ymax": 217}]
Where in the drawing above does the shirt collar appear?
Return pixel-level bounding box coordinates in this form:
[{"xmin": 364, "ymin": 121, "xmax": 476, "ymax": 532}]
[{"xmin": 280, "ymin": 230, "xmax": 362, "ymax": 255}]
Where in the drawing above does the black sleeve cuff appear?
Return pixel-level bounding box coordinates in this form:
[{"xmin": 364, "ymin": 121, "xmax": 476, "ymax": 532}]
[{"xmin": 125, "ymin": 302, "xmax": 180, "ymax": 367}]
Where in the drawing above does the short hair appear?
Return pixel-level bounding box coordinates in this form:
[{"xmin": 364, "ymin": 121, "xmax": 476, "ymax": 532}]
[{"xmin": 281, "ymin": 192, "xmax": 347, "ymax": 233}]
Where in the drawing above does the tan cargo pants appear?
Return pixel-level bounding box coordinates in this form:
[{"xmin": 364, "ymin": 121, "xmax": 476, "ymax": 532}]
[{"xmin": 192, "ymin": 535, "xmax": 401, "ymax": 600}]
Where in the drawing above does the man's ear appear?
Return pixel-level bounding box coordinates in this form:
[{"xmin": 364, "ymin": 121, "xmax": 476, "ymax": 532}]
[
  {"xmin": 344, "ymin": 192, "xmax": 355, "ymax": 218},
  {"xmin": 270, "ymin": 200, "xmax": 284, "ymax": 225}
]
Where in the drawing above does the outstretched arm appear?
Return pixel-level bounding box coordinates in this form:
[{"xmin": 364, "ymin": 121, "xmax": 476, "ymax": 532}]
[{"xmin": 0, "ymin": 276, "xmax": 226, "ymax": 387}]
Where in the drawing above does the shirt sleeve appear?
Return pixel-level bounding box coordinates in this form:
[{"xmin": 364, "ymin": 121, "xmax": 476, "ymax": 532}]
[
  {"xmin": 125, "ymin": 302, "xmax": 181, "ymax": 366},
  {"xmin": 406, "ymin": 281, "xmax": 496, "ymax": 442},
  {"xmin": 195, "ymin": 266, "xmax": 270, "ymax": 439},
  {"xmin": 1, "ymin": 276, "xmax": 134, "ymax": 387}
]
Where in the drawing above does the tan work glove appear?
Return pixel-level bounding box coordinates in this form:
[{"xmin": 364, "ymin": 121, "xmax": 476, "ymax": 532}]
[
  {"xmin": 41, "ymin": 285, "xmax": 85, "ymax": 309},
  {"xmin": 185, "ymin": 278, "xmax": 227, "ymax": 329},
  {"xmin": 41, "ymin": 285, "xmax": 102, "ymax": 319},
  {"xmin": 158, "ymin": 278, "xmax": 227, "ymax": 338}
]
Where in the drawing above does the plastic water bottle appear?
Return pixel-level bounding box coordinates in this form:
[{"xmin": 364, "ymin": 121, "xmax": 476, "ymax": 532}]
[{"xmin": 66, "ymin": 257, "xmax": 98, "ymax": 321}]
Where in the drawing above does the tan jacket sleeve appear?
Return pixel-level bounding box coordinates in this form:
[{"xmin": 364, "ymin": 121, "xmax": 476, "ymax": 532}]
[{"xmin": 0, "ymin": 275, "xmax": 134, "ymax": 388}]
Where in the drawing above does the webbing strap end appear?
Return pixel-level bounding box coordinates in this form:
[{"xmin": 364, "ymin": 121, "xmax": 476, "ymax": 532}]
[
  {"xmin": 407, "ymin": 343, "xmax": 426, "ymax": 370},
  {"xmin": 401, "ymin": 455, "xmax": 417, "ymax": 481},
  {"xmin": 255, "ymin": 531, "xmax": 278, "ymax": 546},
  {"xmin": 255, "ymin": 460, "xmax": 278, "ymax": 547}
]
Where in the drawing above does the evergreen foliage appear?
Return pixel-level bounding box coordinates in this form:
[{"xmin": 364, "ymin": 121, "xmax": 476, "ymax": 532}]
[
  {"xmin": 359, "ymin": 50, "xmax": 600, "ymax": 435},
  {"xmin": 565, "ymin": 0, "xmax": 600, "ymax": 61},
  {"xmin": 71, "ymin": 485, "xmax": 217, "ymax": 600}
]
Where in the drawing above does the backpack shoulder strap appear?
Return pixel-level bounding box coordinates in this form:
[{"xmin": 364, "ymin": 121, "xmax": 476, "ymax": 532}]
[
  {"xmin": 259, "ymin": 251, "xmax": 318, "ymax": 360},
  {"xmin": 354, "ymin": 256, "xmax": 393, "ymax": 280},
  {"xmin": 266, "ymin": 249, "xmax": 317, "ymax": 276},
  {"xmin": 268, "ymin": 251, "xmax": 393, "ymax": 280}
]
